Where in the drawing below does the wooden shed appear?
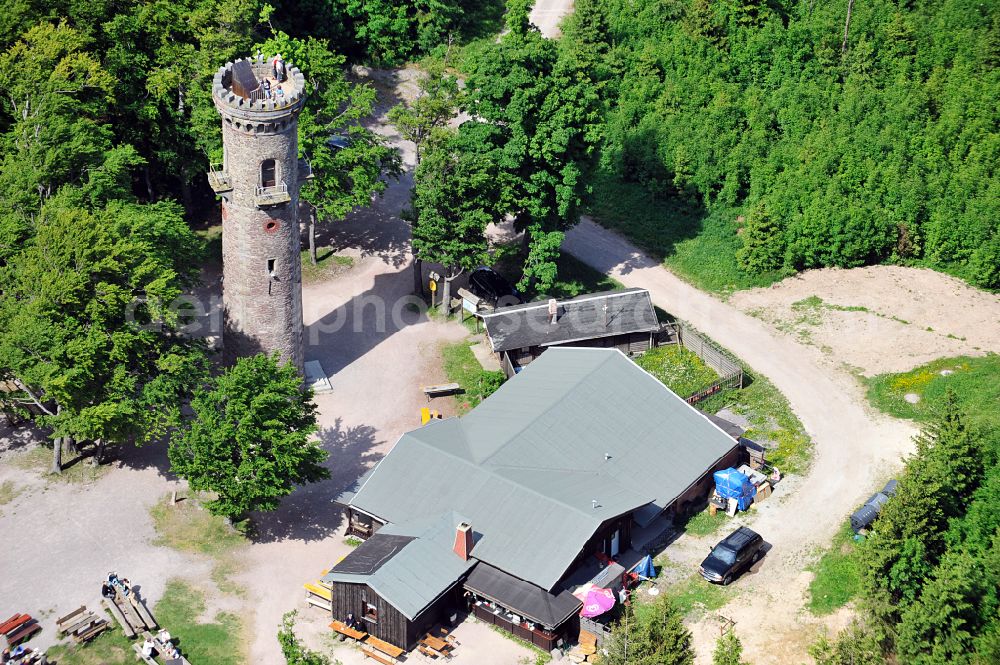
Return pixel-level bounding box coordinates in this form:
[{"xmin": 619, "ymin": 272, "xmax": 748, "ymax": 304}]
[{"xmin": 480, "ymin": 288, "xmax": 666, "ymax": 377}]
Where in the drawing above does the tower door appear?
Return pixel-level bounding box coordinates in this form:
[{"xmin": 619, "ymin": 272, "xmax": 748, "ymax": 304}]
[{"xmin": 260, "ymin": 159, "xmax": 277, "ymax": 188}]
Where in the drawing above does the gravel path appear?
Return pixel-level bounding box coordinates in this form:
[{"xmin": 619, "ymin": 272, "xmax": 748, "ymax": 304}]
[
  {"xmin": 530, "ymin": 0, "xmax": 575, "ymax": 37},
  {"xmin": 563, "ymin": 218, "xmax": 919, "ymax": 663}
]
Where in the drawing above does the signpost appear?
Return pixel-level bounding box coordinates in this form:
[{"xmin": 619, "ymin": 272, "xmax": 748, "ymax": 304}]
[{"xmin": 457, "ymin": 288, "xmax": 482, "ymax": 332}]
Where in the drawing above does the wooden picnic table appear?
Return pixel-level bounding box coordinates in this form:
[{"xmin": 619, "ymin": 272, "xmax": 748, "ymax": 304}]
[
  {"xmin": 103, "ymin": 598, "xmax": 137, "ymax": 638},
  {"xmin": 365, "ymin": 635, "xmax": 404, "ymax": 658},
  {"xmin": 420, "ymin": 634, "xmax": 451, "ymax": 653},
  {"xmin": 329, "ymin": 620, "xmax": 367, "ymax": 641},
  {"xmin": 303, "ymin": 582, "xmax": 331, "ymax": 601}
]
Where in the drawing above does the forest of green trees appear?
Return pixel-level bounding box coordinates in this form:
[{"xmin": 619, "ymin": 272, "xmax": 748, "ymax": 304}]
[
  {"xmin": 814, "ymin": 393, "xmax": 1000, "ymax": 664},
  {"xmin": 563, "ymin": 0, "xmax": 999, "ymax": 288}
]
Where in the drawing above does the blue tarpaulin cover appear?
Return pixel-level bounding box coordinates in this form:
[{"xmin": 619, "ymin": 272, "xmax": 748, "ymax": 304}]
[
  {"xmin": 713, "ymin": 468, "xmax": 757, "ymax": 510},
  {"xmin": 632, "ymin": 555, "xmax": 656, "ymax": 580}
]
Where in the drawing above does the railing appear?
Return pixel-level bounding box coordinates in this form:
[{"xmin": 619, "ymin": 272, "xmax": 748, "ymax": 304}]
[
  {"xmin": 254, "ymin": 181, "xmax": 291, "ymax": 206},
  {"xmin": 206, "ymin": 162, "xmax": 232, "ymax": 193}
]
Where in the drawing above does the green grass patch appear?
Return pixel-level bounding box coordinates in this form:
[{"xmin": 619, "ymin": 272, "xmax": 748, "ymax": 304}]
[
  {"xmin": 149, "ymin": 493, "xmax": 248, "ymax": 594},
  {"xmin": 699, "ymin": 370, "xmax": 813, "ymax": 475},
  {"xmin": 588, "ymin": 169, "xmax": 784, "ymax": 295},
  {"xmin": 301, "ymin": 248, "xmax": 354, "ymax": 284},
  {"xmin": 155, "ymin": 579, "xmax": 246, "ymax": 665},
  {"xmin": 441, "ymin": 340, "xmax": 506, "ymax": 413},
  {"xmin": 866, "ymin": 355, "xmax": 1000, "ymax": 433},
  {"xmin": 678, "ymin": 507, "xmax": 735, "ymax": 537},
  {"xmin": 46, "ymin": 622, "xmax": 134, "ymax": 665},
  {"xmin": 634, "ymin": 574, "xmax": 731, "ymax": 621},
  {"xmin": 345, "ymin": 536, "xmax": 363, "ymax": 548},
  {"xmin": 0, "ymin": 479, "xmax": 21, "ymax": 506},
  {"xmin": 635, "ymin": 345, "xmax": 720, "ymax": 398},
  {"xmin": 11, "ymin": 444, "xmax": 109, "ymax": 483},
  {"xmin": 807, "ymin": 521, "xmax": 861, "ymax": 615}
]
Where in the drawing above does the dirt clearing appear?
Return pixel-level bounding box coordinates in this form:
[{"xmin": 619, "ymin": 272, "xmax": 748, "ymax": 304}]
[{"xmin": 730, "ymin": 266, "xmax": 1000, "ymax": 376}]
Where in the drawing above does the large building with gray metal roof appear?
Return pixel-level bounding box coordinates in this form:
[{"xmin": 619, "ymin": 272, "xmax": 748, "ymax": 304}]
[{"xmin": 325, "ymin": 347, "xmax": 741, "ymax": 651}]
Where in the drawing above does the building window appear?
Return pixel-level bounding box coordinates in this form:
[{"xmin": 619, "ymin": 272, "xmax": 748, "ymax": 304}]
[
  {"xmin": 364, "ymin": 603, "xmax": 378, "ymax": 623},
  {"xmin": 260, "ymin": 159, "xmax": 277, "ymax": 188},
  {"xmin": 267, "ymin": 258, "xmax": 277, "ymax": 278}
]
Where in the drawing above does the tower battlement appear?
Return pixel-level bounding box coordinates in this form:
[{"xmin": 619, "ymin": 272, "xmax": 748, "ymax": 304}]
[
  {"xmin": 212, "ymin": 55, "xmax": 307, "ymax": 132},
  {"xmin": 208, "ymin": 53, "xmax": 307, "ymax": 372}
]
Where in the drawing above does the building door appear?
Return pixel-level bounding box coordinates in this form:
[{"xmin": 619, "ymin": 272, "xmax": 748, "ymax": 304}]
[
  {"xmin": 610, "ymin": 529, "xmax": 620, "ymax": 557},
  {"xmin": 260, "ymin": 159, "xmax": 277, "ymax": 188}
]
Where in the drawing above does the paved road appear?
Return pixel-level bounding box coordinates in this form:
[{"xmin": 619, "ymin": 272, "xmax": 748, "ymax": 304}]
[{"xmin": 563, "ymin": 218, "xmax": 916, "ymax": 661}]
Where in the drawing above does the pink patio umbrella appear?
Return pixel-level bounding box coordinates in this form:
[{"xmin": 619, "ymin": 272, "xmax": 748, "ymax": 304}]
[{"xmin": 574, "ymin": 584, "xmax": 616, "ymax": 618}]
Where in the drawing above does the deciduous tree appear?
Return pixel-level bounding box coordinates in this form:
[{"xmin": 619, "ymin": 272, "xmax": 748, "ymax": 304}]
[
  {"xmin": 168, "ymin": 353, "xmax": 328, "ymax": 520},
  {"xmin": 257, "ymin": 29, "xmax": 400, "ymax": 265}
]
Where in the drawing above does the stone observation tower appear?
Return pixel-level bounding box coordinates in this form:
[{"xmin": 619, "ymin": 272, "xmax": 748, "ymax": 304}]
[{"xmin": 207, "ymin": 54, "xmax": 311, "ymax": 372}]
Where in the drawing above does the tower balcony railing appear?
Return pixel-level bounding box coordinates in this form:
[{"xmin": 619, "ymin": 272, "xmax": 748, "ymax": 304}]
[
  {"xmin": 207, "ymin": 162, "xmax": 233, "ymax": 193},
  {"xmin": 297, "ymin": 158, "xmax": 314, "ymax": 183},
  {"xmin": 254, "ymin": 181, "xmax": 291, "ymax": 207}
]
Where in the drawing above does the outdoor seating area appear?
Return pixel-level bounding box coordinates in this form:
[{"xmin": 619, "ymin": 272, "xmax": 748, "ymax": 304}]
[
  {"xmin": 327, "ymin": 617, "xmax": 461, "ymax": 662},
  {"xmin": 56, "ymin": 605, "xmax": 109, "ymax": 644},
  {"xmin": 416, "ymin": 627, "xmax": 457, "ymax": 659},
  {"xmin": 304, "ymin": 573, "xmax": 332, "ymax": 612},
  {"xmin": 1, "ymin": 613, "xmax": 43, "ymax": 664},
  {"xmin": 0, "ymin": 614, "xmax": 40, "ymax": 649},
  {"xmin": 98, "ymin": 573, "xmax": 190, "ymax": 664},
  {"xmin": 328, "ymin": 620, "xmax": 409, "ymax": 662}
]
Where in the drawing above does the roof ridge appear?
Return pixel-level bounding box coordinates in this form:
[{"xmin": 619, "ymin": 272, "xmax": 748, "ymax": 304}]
[
  {"xmin": 466, "ymin": 351, "xmax": 633, "ymax": 518},
  {"xmin": 479, "ymin": 288, "xmax": 647, "ymax": 317}
]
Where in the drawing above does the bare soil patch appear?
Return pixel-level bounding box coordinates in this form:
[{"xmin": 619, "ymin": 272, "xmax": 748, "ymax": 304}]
[{"xmin": 730, "ymin": 266, "xmax": 1000, "ymax": 376}]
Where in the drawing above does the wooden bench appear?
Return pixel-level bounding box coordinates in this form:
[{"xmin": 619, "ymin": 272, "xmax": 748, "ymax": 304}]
[
  {"xmin": 361, "ymin": 646, "xmax": 395, "ymax": 664},
  {"xmin": 104, "ymin": 598, "xmax": 138, "ymax": 638},
  {"xmin": 304, "ymin": 582, "xmax": 332, "ymax": 601},
  {"xmin": 129, "ymin": 595, "xmax": 158, "ymax": 630},
  {"xmin": 73, "ymin": 619, "xmax": 109, "ymax": 644},
  {"xmin": 0, "ymin": 613, "xmax": 29, "ymax": 636},
  {"xmin": 366, "ymin": 635, "xmax": 404, "ymax": 658},
  {"xmin": 418, "ymin": 645, "xmax": 440, "ymax": 658},
  {"xmin": 306, "ymin": 596, "xmax": 331, "ymax": 611},
  {"xmin": 421, "ymin": 383, "xmax": 461, "ymax": 400},
  {"xmin": 6, "ymin": 621, "xmax": 40, "ymax": 646},
  {"xmin": 329, "ymin": 620, "xmax": 367, "ymax": 641},
  {"xmin": 63, "ymin": 612, "xmax": 98, "ymax": 636},
  {"xmin": 56, "ymin": 605, "xmax": 87, "ymax": 632}
]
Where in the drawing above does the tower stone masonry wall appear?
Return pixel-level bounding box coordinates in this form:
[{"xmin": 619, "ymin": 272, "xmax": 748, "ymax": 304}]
[{"xmin": 212, "ymin": 56, "xmax": 307, "ymax": 372}]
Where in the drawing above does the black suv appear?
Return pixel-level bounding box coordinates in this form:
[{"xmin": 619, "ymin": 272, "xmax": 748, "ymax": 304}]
[
  {"xmin": 468, "ymin": 267, "xmax": 520, "ymax": 308},
  {"xmin": 699, "ymin": 527, "xmax": 764, "ymax": 585}
]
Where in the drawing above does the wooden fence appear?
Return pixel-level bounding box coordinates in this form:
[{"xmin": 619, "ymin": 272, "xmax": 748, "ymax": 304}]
[{"xmin": 664, "ymin": 324, "xmax": 744, "ymax": 404}]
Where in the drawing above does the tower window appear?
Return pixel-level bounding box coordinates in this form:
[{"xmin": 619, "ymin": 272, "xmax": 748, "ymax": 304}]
[
  {"xmin": 260, "ymin": 159, "xmax": 277, "ymax": 188},
  {"xmin": 267, "ymin": 258, "xmax": 277, "ymax": 278}
]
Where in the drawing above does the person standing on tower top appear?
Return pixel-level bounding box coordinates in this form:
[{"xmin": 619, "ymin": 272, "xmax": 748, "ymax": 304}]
[{"xmin": 272, "ymin": 54, "xmax": 287, "ymax": 83}]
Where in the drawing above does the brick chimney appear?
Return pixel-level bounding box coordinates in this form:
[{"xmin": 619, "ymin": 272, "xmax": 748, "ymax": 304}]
[{"xmin": 453, "ymin": 522, "xmax": 473, "ymax": 560}]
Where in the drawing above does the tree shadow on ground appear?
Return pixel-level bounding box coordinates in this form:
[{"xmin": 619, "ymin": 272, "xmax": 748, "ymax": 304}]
[
  {"xmin": 248, "ymin": 417, "xmax": 384, "ymax": 544},
  {"xmin": 307, "ymin": 67, "xmax": 415, "ymax": 269},
  {"xmin": 587, "ymin": 161, "xmax": 710, "ymax": 271},
  {"xmin": 0, "ymin": 421, "xmax": 48, "ymax": 460}
]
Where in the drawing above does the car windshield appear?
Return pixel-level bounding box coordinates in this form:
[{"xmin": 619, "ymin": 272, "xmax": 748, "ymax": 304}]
[{"xmin": 711, "ymin": 545, "xmax": 737, "ymax": 565}]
